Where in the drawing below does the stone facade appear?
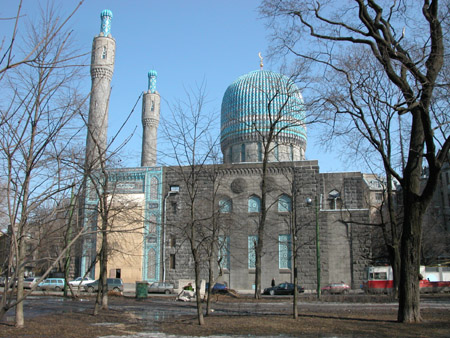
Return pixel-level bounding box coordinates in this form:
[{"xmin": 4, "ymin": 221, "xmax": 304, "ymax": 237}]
[{"xmin": 162, "ymin": 162, "xmax": 371, "ymax": 292}]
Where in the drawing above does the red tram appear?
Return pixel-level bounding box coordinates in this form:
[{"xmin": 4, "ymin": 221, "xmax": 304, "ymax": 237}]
[{"xmin": 363, "ymin": 266, "xmax": 450, "ymax": 294}]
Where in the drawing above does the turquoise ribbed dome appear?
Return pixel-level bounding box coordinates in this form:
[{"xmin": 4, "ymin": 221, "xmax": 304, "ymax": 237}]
[{"xmin": 220, "ymin": 70, "xmax": 306, "ymax": 157}]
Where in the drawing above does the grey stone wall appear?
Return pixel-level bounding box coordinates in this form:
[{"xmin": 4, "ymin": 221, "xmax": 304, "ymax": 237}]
[{"xmin": 162, "ymin": 162, "xmax": 371, "ymax": 292}]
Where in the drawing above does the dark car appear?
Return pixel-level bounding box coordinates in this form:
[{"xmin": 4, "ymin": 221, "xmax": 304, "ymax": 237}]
[
  {"xmin": 147, "ymin": 282, "xmax": 174, "ymax": 294},
  {"xmin": 263, "ymin": 282, "xmax": 304, "ymax": 295},
  {"xmin": 321, "ymin": 283, "xmax": 350, "ymax": 294},
  {"xmin": 84, "ymin": 278, "xmax": 123, "ymax": 293}
]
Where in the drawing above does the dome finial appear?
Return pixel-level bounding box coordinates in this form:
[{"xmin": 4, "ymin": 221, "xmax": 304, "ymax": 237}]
[{"xmin": 258, "ymin": 52, "xmax": 264, "ymax": 70}]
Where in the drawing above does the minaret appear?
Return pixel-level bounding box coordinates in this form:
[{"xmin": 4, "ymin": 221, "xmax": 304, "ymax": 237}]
[
  {"xmin": 85, "ymin": 10, "xmax": 115, "ymax": 170},
  {"xmin": 141, "ymin": 70, "xmax": 160, "ymax": 167}
]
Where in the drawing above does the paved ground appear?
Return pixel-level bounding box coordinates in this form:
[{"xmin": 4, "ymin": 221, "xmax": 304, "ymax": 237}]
[{"xmin": 1, "ymin": 290, "xmax": 449, "ymax": 337}]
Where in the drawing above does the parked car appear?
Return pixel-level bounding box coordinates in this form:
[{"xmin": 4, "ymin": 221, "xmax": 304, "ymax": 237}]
[
  {"xmin": 263, "ymin": 282, "xmax": 304, "ymax": 296},
  {"xmin": 68, "ymin": 277, "xmax": 95, "ymax": 288},
  {"xmin": 38, "ymin": 278, "xmax": 65, "ymax": 291},
  {"xmin": 147, "ymin": 282, "xmax": 175, "ymax": 294},
  {"xmin": 84, "ymin": 278, "xmax": 123, "ymax": 293},
  {"xmin": 0, "ymin": 277, "xmax": 17, "ymax": 288},
  {"xmin": 321, "ymin": 283, "xmax": 350, "ymax": 294},
  {"xmin": 23, "ymin": 277, "xmax": 42, "ymax": 289}
]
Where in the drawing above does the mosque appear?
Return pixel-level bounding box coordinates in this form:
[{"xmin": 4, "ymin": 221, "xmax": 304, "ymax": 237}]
[{"xmin": 80, "ymin": 10, "xmax": 375, "ymax": 292}]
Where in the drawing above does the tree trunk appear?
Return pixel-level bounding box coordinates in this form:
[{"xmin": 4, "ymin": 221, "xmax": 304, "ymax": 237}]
[
  {"xmin": 390, "ymin": 245, "xmax": 401, "ymax": 300},
  {"xmin": 293, "ymin": 266, "xmax": 298, "ymax": 319},
  {"xmin": 255, "ymin": 156, "xmax": 269, "ymax": 299},
  {"xmin": 205, "ymin": 250, "xmax": 214, "ymax": 316},
  {"xmin": 254, "ymin": 236, "xmax": 263, "ymax": 299},
  {"xmin": 397, "ymin": 199, "xmax": 423, "ymax": 323},
  {"xmin": 15, "ymin": 226, "xmax": 26, "ymax": 328},
  {"xmin": 101, "ymin": 242, "xmax": 109, "ymax": 310},
  {"xmin": 193, "ymin": 250, "xmax": 204, "ymax": 325},
  {"xmin": 94, "ymin": 224, "xmax": 108, "ymax": 315}
]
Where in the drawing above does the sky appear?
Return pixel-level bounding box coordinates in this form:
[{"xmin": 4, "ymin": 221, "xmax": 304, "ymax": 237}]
[{"xmin": 1, "ymin": 0, "xmax": 356, "ymax": 173}]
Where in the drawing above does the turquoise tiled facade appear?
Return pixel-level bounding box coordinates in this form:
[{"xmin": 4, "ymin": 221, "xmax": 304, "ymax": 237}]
[{"xmin": 81, "ymin": 167, "xmax": 163, "ymax": 282}]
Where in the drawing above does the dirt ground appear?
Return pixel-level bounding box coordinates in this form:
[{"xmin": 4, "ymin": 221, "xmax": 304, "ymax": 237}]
[{"xmin": 1, "ymin": 294, "xmax": 449, "ymax": 337}]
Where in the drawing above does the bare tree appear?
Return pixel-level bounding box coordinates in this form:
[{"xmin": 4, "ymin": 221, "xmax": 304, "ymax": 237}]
[
  {"xmin": 0, "ymin": 0, "xmax": 84, "ymax": 79},
  {"xmin": 201, "ymin": 154, "xmax": 235, "ymax": 316},
  {"xmin": 161, "ymin": 83, "xmax": 219, "ymax": 325},
  {"xmin": 0, "ymin": 2, "xmax": 88, "ymax": 327},
  {"xmin": 231, "ymin": 73, "xmax": 306, "ymax": 299},
  {"xmin": 261, "ymin": 0, "xmax": 450, "ymax": 323},
  {"xmin": 81, "ymin": 93, "xmax": 144, "ymax": 315}
]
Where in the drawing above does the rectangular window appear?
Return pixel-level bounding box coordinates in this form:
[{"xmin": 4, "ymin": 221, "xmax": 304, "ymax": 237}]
[
  {"xmin": 241, "ymin": 144, "xmax": 245, "ymax": 162},
  {"xmin": 171, "ymin": 201, "xmax": 177, "ymax": 214},
  {"xmin": 218, "ymin": 236, "xmax": 230, "ymax": 270},
  {"xmin": 375, "ymin": 192, "xmax": 383, "ymax": 202},
  {"xmin": 170, "ymin": 235, "xmax": 176, "ymax": 248},
  {"xmin": 169, "ymin": 254, "xmax": 176, "ymax": 269},
  {"xmin": 279, "ymin": 234, "xmax": 292, "ymax": 269},
  {"xmin": 371, "ymin": 272, "xmax": 387, "ymax": 280},
  {"xmin": 258, "ymin": 142, "xmax": 262, "ymax": 162},
  {"xmin": 248, "ymin": 235, "xmax": 257, "ymax": 269},
  {"xmin": 101, "ymin": 46, "xmax": 107, "ymax": 59}
]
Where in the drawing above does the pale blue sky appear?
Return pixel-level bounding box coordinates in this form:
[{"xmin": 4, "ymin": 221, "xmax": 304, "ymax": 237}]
[{"xmin": 1, "ymin": 0, "xmax": 354, "ymax": 173}]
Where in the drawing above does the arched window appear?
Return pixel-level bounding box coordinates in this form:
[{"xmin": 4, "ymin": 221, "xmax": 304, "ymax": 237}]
[
  {"xmin": 279, "ymin": 234, "xmax": 292, "ymax": 269},
  {"xmin": 248, "ymin": 195, "xmax": 261, "ymax": 213},
  {"xmin": 248, "ymin": 235, "xmax": 258, "ymax": 269},
  {"xmin": 241, "ymin": 144, "xmax": 246, "ymax": 162},
  {"xmin": 218, "ymin": 236, "xmax": 230, "ymax": 270},
  {"xmin": 278, "ymin": 194, "xmax": 292, "ymax": 212},
  {"xmin": 328, "ymin": 189, "xmax": 341, "ymax": 210},
  {"xmin": 219, "ymin": 198, "xmax": 232, "ymax": 213}
]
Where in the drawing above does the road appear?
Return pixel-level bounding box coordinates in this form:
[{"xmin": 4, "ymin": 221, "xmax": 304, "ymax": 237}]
[{"xmin": 1, "ymin": 289, "xmax": 450, "ymax": 337}]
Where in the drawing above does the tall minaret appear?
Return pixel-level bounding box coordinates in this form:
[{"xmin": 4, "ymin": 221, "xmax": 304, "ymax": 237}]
[
  {"xmin": 85, "ymin": 10, "xmax": 115, "ymax": 170},
  {"xmin": 141, "ymin": 70, "xmax": 160, "ymax": 167}
]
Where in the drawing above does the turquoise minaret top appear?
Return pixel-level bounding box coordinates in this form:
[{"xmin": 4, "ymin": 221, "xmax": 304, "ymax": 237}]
[
  {"xmin": 148, "ymin": 70, "xmax": 158, "ymax": 93},
  {"xmin": 100, "ymin": 9, "xmax": 113, "ymax": 37}
]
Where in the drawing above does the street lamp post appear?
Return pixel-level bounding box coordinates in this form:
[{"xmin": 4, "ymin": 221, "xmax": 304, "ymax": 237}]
[{"xmin": 307, "ymin": 196, "xmax": 321, "ymax": 299}]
